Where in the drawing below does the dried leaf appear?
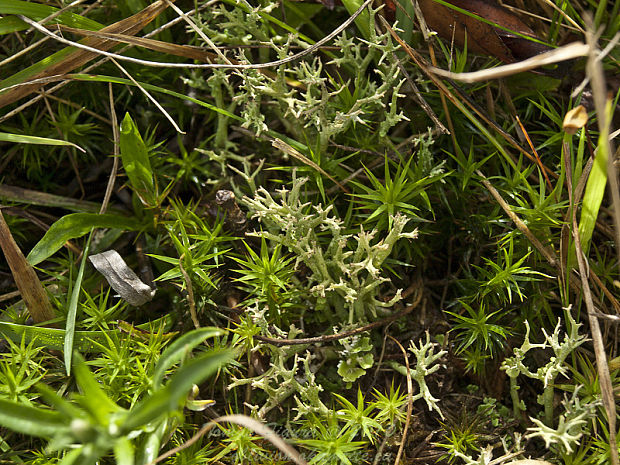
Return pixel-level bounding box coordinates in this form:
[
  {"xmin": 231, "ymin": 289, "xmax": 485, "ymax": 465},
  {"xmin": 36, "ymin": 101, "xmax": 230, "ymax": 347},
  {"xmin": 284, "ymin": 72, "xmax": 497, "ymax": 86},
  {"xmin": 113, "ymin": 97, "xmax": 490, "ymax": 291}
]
[
  {"xmin": 52, "ymin": 25, "xmax": 220, "ymax": 62},
  {"xmin": 89, "ymin": 250, "xmax": 155, "ymax": 306},
  {"xmin": 418, "ymin": 0, "xmax": 558, "ymax": 69},
  {"xmin": 0, "ymin": 210, "xmax": 55, "ymax": 323},
  {"xmin": 428, "ymin": 41, "xmax": 588, "ymax": 82}
]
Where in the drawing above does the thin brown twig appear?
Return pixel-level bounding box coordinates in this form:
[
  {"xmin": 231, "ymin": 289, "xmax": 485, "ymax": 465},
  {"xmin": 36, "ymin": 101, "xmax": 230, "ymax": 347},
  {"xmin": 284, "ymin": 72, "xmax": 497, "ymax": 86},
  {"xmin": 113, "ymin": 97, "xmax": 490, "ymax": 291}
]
[
  {"xmin": 394, "ymin": 56, "xmax": 448, "ymax": 135},
  {"xmin": 388, "ymin": 334, "xmax": 413, "ymax": 465},
  {"xmin": 100, "ymin": 83, "xmax": 120, "ymax": 215},
  {"xmin": 566, "ymin": 145, "xmax": 619, "ymax": 465},
  {"xmin": 178, "ymin": 254, "xmax": 200, "ymax": 329},
  {"xmin": 574, "ymin": 21, "xmax": 619, "ymax": 465},
  {"xmin": 254, "ymin": 289, "xmax": 423, "ymax": 346},
  {"xmin": 476, "ymin": 170, "xmax": 559, "ymax": 268},
  {"xmin": 109, "ymin": 56, "xmax": 183, "ymax": 133}
]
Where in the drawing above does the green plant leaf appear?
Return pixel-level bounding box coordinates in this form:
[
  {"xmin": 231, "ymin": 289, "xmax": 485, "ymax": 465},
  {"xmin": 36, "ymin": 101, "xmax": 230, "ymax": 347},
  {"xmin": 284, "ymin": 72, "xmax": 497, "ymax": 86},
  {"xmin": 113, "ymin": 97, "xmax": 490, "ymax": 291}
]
[
  {"xmin": 120, "ymin": 113, "xmax": 155, "ymax": 203},
  {"xmin": 0, "ymin": 132, "xmax": 85, "ymax": 151},
  {"xmin": 0, "ymin": 398, "xmax": 66, "ymax": 438},
  {"xmin": 0, "ymin": 16, "xmax": 29, "ymax": 35},
  {"xmin": 121, "ymin": 348, "xmax": 233, "ymax": 433},
  {"xmin": 153, "ymin": 327, "xmax": 226, "ymax": 389},
  {"xmin": 578, "ymin": 128, "xmax": 609, "ymax": 254},
  {"xmin": 27, "ymin": 213, "xmax": 141, "ymax": 266}
]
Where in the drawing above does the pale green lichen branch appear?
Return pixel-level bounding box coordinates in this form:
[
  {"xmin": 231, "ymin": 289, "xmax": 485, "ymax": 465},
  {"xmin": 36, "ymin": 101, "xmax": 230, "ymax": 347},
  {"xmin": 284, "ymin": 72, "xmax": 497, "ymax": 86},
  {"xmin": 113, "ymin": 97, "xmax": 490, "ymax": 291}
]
[
  {"xmin": 501, "ymin": 307, "xmax": 587, "ymax": 425},
  {"xmin": 242, "ymin": 176, "xmax": 418, "ymax": 326},
  {"xmin": 389, "ymin": 333, "xmax": 447, "ymax": 418},
  {"xmin": 526, "ymin": 386, "xmax": 598, "ymax": 454}
]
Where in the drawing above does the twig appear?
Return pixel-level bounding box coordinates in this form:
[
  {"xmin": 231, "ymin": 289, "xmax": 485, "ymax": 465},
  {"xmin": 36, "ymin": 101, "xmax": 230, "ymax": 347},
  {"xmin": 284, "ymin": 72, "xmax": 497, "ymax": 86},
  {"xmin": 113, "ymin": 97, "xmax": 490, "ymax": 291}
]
[
  {"xmin": 388, "ymin": 334, "xmax": 413, "ymax": 465},
  {"xmin": 162, "ymin": 0, "xmax": 232, "ymax": 65},
  {"xmin": 569, "ymin": 21, "xmax": 619, "ymax": 465},
  {"xmin": 148, "ymin": 414, "xmax": 308, "ymax": 465},
  {"xmin": 178, "ymin": 254, "xmax": 200, "ymax": 329},
  {"xmin": 429, "ymin": 42, "xmax": 590, "ymax": 83},
  {"xmin": 254, "ymin": 289, "xmax": 423, "ymax": 346},
  {"xmin": 100, "ymin": 83, "xmax": 120, "ymax": 215},
  {"xmin": 109, "ymin": 56, "xmax": 184, "ymax": 133},
  {"xmin": 476, "ymin": 170, "xmax": 559, "ymax": 269}
]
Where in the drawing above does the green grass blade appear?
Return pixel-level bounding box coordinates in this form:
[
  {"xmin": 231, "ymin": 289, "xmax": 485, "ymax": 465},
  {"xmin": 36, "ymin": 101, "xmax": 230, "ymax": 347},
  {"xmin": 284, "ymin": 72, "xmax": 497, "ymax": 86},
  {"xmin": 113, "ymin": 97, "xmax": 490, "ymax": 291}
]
[
  {"xmin": 122, "ymin": 348, "xmax": 233, "ymax": 433},
  {"xmin": 70, "ymin": 74, "xmax": 308, "ymax": 152},
  {"xmin": 0, "ymin": 132, "xmax": 85, "ymax": 152},
  {"xmin": 578, "ymin": 100, "xmax": 612, "ymax": 253},
  {"xmin": 0, "ymin": 315, "xmax": 174, "ymax": 353},
  {"xmin": 0, "ymin": 322, "xmax": 105, "ymax": 352},
  {"xmin": 73, "ymin": 353, "xmax": 121, "ymax": 422},
  {"xmin": 0, "ymin": 16, "xmax": 29, "ymax": 35},
  {"xmin": 64, "ymin": 232, "xmax": 93, "ymax": 376},
  {"xmin": 578, "ymin": 137, "xmax": 608, "ymax": 254},
  {"xmin": 27, "ymin": 213, "xmax": 141, "ymax": 266},
  {"xmin": 153, "ymin": 327, "xmax": 226, "ymax": 389},
  {"xmin": 72, "ymin": 74, "xmax": 242, "ymax": 121}
]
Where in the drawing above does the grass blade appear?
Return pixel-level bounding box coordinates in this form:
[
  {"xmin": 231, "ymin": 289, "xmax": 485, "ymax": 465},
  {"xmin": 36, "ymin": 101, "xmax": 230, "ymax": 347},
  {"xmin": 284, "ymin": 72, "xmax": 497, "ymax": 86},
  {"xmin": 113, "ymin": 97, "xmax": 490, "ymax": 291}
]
[
  {"xmin": 0, "ymin": 0, "xmax": 102, "ymax": 33},
  {"xmin": 64, "ymin": 231, "xmax": 92, "ymax": 376},
  {"xmin": 122, "ymin": 348, "xmax": 233, "ymax": 433},
  {"xmin": 153, "ymin": 327, "xmax": 226, "ymax": 389},
  {"xmin": 0, "ymin": 132, "xmax": 85, "ymax": 151}
]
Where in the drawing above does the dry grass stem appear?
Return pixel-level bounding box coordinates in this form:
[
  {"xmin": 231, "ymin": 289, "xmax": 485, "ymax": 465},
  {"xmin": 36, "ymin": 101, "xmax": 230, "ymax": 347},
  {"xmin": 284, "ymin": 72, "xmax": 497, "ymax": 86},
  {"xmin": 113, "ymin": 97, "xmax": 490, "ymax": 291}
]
[
  {"xmin": 388, "ymin": 334, "xmax": 413, "ymax": 465},
  {"xmin": 429, "ymin": 42, "xmax": 589, "ymax": 83}
]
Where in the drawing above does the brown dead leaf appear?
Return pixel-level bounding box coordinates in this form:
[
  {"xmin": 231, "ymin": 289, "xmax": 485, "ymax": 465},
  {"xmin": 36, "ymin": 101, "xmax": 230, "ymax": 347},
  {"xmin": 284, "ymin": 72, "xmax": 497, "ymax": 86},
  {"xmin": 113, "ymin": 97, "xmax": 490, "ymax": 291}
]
[
  {"xmin": 0, "ymin": 0, "xmax": 171, "ymax": 109},
  {"xmin": 0, "ymin": 210, "xmax": 55, "ymax": 324},
  {"xmin": 418, "ymin": 0, "xmax": 557, "ymax": 67},
  {"xmin": 53, "ymin": 25, "xmax": 219, "ymax": 63}
]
